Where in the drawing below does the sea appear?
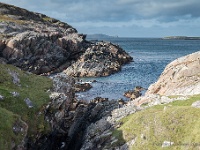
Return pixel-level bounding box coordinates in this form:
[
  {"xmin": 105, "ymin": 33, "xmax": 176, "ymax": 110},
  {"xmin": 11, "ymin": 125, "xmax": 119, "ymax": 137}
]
[{"xmin": 76, "ymin": 37, "xmax": 200, "ymax": 101}]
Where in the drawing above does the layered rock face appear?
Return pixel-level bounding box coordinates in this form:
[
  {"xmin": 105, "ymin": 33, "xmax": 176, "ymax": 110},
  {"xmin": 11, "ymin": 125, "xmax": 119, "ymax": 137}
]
[
  {"xmin": 0, "ymin": 2, "xmax": 132, "ymax": 77},
  {"xmin": 147, "ymin": 51, "xmax": 200, "ymax": 96}
]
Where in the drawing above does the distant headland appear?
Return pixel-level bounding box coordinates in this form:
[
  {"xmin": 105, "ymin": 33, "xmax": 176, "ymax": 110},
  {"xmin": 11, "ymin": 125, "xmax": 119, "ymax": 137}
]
[
  {"xmin": 86, "ymin": 34, "xmax": 118, "ymax": 39},
  {"xmin": 162, "ymin": 36, "xmax": 200, "ymax": 40}
]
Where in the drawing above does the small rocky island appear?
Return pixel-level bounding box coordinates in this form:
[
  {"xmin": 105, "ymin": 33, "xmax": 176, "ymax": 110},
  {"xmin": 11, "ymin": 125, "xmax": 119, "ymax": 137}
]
[
  {"xmin": 162, "ymin": 36, "xmax": 200, "ymax": 40},
  {"xmin": 0, "ymin": 2, "xmax": 200, "ymax": 150}
]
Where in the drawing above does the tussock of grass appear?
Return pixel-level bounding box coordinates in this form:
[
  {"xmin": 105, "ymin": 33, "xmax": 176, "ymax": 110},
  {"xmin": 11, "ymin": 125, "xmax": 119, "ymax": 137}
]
[
  {"xmin": 42, "ymin": 16, "xmax": 53, "ymax": 22},
  {"xmin": 112, "ymin": 95, "xmax": 200, "ymax": 150},
  {"xmin": 0, "ymin": 64, "xmax": 53, "ymax": 147}
]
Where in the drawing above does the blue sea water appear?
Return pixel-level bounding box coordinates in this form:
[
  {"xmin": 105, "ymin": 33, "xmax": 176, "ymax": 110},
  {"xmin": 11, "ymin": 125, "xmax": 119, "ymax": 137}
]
[{"xmin": 76, "ymin": 38, "xmax": 200, "ymax": 101}]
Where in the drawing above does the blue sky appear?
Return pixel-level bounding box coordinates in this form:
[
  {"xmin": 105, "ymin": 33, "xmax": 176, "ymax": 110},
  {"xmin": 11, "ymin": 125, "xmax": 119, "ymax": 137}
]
[{"xmin": 1, "ymin": 0, "xmax": 200, "ymax": 37}]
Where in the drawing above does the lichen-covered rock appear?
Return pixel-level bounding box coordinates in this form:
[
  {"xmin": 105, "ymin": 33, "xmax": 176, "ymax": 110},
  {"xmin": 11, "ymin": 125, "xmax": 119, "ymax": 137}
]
[
  {"xmin": 46, "ymin": 73, "xmax": 75, "ymax": 129},
  {"xmin": 147, "ymin": 51, "xmax": 200, "ymax": 96},
  {"xmin": 64, "ymin": 41, "xmax": 133, "ymax": 77}
]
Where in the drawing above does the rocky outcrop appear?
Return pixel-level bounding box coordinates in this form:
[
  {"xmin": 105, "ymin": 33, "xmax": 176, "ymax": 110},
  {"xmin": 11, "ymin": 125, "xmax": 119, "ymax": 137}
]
[
  {"xmin": 33, "ymin": 93, "xmax": 120, "ymax": 150},
  {"xmin": 134, "ymin": 94, "xmax": 188, "ymax": 106},
  {"xmin": 0, "ymin": 2, "xmax": 132, "ymax": 77},
  {"xmin": 74, "ymin": 82, "xmax": 92, "ymax": 92},
  {"xmin": 30, "ymin": 74, "xmax": 138, "ymax": 150},
  {"xmin": 124, "ymin": 86, "xmax": 146, "ymax": 100},
  {"xmin": 64, "ymin": 41, "xmax": 133, "ymax": 77},
  {"xmin": 129, "ymin": 51, "xmax": 200, "ymax": 107},
  {"xmin": 147, "ymin": 51, "xmax": 200, "ymax": 96},
  {"xmin": 80, "ymin": 101, "xmax": 140, "ymax": 150},
  {"xmin": 0, "ymin": 17, "xmax": 85, "ymax": 74}
]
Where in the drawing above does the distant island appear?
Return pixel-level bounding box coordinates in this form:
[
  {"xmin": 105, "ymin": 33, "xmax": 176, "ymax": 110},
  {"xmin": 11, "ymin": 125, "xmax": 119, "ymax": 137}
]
[
  {"xmin": 86, "ymin": 34, "xmax": 118, "ymax": 39},
  {"xmin": 163, "ymin": 36, "xmax": 200, "ymax": 40}
]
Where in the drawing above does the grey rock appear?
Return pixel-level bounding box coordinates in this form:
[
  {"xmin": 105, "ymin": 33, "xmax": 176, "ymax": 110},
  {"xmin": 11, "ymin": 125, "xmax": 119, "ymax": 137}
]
[
  {"xmin": 64, "ymin": 41, "xmax": 132, "ymax": 77},
  {"xmin": 81, "ymin": 102, "xmax": 139, "ymax": 150},
  {"xmin": 24, "ymin": 98, "xmax": 34, "ymax": 108},
  {"xmin": 124, "ymin": 86, "xmax": 146, "ymax": 100},
  {"xmin": 191, "ymin": 100, "xmax": 200, "ymax": 108},
  {"xmin": 0, "ymin": 95, "xmax": 4, "ymax": 100},
  {"xmin": 74, "ymin": 82, "xmax": 92, "ymax": 92},
  {"xmin": 119, "ymin": 138, "xmax": 136, "ymax": 150},
  {"xmin": 8, "ymin": 69, "xmax": 20, "ymax": 85},
  {"xmin": 11, "ymin": 91, "xmax": 20, "ymax": 97},
  {"xmin": 162, "ymin": 141, "xmax": 174, "ymax": 147}
]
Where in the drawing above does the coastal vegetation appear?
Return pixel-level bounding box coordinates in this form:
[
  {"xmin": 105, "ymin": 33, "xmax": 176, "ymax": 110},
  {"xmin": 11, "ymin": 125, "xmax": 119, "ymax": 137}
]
[
  {"xmin": 112, "ymin": 94, "xmax": 200, "ymax": 150},
  {"xmin": 0, "ymin": 14, "xmax": 24, "ymax": 24},
  {"xmin": 0, "ymin": 64, "xmax": 52, "ymax": 149}
]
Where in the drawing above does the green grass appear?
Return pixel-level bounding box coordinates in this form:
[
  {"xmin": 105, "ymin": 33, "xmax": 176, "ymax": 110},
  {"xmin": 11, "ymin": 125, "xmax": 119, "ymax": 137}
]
[
  {"xmin": 0, "ymin": 107, "xmax": 24, "ymax": 150},
  {"xmin": 0, "ymin": 14, "xmax": 24, "ymax": 24},
  {"xmin": 112, "ymin": 95, "xmax": 200, "ymax": 150},
  {"xmin": 42, "ymin": 16, "xmax": 53, "ymax": 22},
  {"xmin": 0, "ymin": 64, "xmax": 53, "ymax": 147},
  {"xmin": 170, "ymin": 94, "xmax": 200, "ymax": 106}
]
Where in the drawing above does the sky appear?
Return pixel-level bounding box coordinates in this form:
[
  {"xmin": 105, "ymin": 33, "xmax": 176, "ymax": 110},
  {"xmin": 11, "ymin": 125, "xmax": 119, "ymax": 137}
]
[{"xmin": 1, "ymin": 0, "xmax": 200, "ymax": 37}]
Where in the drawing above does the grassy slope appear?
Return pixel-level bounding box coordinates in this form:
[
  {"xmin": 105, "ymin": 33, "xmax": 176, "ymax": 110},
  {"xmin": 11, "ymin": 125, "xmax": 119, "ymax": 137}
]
[
  {"xmin": 0, "ymin": 64, "xmax": 53, "ymax": 148},
  {"xmin": 0, "ymin": 107, "xmax": 22, "ymax": 149},
  {"xmin": 112, "ymin": 95, "xmax": 200, "ymax": 150}
]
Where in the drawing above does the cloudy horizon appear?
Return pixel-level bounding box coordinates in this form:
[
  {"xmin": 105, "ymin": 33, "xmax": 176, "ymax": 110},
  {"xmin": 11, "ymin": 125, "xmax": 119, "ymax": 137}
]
[{"xmin": 1, "ymin": 0, "xmax": 200, "ymax": 37}]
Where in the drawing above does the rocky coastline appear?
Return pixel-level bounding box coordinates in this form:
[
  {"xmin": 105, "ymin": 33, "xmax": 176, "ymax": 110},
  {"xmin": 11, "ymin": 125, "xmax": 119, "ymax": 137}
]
[
  {"xmin": 0, "ymin": 3, "xmax": 132, "ymax": 77},
  {"xmin": 0, "ymin": 2, "xmax": 133, "ymax": 149},
  {"xmin": 30, "ymin": 73, "xmax": 143, "ymax": 150},
  {"xmin": 1, "ymin": 2, "xmax": 200, "ymax": 150}
]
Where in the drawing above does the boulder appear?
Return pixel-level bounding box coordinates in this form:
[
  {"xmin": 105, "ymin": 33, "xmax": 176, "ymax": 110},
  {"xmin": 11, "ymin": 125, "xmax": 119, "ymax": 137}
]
[
  {"xmin": 191, "ymin": 101, "xmax": 200, "ymax": 108},
  {"xmin": 124, "ymin": 86, "xmax": 146, "ymax": 100},
  {"xmin": 0, "ymin": 94, "xmax": 4, "ymax": 100},
  {"xmin": 74, "ymin": 82, "xmax": 92, "ymax": 92},
  {"xmin": 24, "ymin": 98, "xmax": 34, "ymax": 108},
  {"xmin": 162, "ymin": 141, "xmax": 174, "ymax": 147}
]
